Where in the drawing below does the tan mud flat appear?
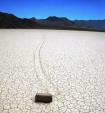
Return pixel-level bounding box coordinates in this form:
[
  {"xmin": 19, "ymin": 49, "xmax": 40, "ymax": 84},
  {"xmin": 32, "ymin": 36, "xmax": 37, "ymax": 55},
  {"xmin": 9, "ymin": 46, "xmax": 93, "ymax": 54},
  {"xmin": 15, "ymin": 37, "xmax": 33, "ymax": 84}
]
[{"xmin": 35, "ymin": 93, "xmax": 52, "ymax": 103}]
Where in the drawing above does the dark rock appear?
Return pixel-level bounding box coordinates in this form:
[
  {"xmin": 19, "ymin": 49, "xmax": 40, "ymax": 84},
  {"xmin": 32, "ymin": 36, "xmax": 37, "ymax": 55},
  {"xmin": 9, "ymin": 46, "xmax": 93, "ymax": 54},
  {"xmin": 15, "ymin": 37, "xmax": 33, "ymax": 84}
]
[{"xmin": 35, "ymin": 93, "xmax": 52, "ymax": 103}]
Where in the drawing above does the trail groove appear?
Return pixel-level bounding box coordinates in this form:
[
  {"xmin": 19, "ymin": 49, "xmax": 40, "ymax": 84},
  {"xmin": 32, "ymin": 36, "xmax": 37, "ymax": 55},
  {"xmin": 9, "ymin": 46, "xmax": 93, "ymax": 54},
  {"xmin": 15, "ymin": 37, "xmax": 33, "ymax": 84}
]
[{"xmin": 34, "ymin": 36, "xmax": 60, "ymax": 96}]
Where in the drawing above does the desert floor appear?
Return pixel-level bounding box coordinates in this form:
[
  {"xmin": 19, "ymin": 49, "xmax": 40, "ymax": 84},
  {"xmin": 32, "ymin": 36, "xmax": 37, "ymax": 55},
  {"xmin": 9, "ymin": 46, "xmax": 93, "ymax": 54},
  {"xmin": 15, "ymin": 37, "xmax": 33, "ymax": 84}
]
[{"xmin": 0, "ymin": 29, "xmax": 105, "ymax": 113}]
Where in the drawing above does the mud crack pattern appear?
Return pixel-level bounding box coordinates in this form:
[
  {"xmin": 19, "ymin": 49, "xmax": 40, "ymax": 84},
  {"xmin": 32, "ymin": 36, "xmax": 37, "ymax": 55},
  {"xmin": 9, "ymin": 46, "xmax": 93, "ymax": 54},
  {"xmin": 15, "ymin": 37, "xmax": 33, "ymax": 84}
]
[{"xmin": 0, "ymin": 29, "xmax": 105, "ymax": 113}]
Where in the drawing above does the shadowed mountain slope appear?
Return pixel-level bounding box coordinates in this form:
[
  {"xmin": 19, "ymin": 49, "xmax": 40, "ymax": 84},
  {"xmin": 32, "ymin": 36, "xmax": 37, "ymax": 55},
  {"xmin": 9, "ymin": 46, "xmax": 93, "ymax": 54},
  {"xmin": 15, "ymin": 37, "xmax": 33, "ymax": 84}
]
[{"xmin": 0, "ymin": 12, "xmax": 41, "ymax": 28}]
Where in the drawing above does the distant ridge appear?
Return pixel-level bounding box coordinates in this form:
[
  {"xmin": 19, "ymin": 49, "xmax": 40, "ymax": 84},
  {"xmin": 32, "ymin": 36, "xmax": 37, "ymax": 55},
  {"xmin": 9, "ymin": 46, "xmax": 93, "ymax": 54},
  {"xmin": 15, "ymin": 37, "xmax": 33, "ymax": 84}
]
[
  {"xmin": 38, "ymin": 16, "xmax": 75, "ymax": 26},
  {"xmin": 74, "ymin": 20, "xmax": 105, "ymax": 30},
  {"xmin": 33, "ymin": 16, "xmax": 94, "ymax": 30},
  {"xmin": 0, "ymin": 11, "xmax": 104, "ymax": 31}
]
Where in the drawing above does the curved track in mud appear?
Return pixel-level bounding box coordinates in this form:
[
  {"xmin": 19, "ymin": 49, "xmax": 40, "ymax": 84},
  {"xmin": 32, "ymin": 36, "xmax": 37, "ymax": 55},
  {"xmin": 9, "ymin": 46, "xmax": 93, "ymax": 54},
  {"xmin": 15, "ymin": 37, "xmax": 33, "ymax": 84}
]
[
  {"xmin": 34, "ymin": 36, "xmax": 59, "ymax": 96},
  {"xmin": 34, "ymin": 37, "xmax": 48, "ymax": 92}
]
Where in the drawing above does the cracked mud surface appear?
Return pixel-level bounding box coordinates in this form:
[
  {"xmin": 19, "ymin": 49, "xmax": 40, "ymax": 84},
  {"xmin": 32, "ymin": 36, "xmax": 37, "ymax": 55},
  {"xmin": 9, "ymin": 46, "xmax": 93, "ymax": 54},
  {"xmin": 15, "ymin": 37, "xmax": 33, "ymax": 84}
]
[{"xmin": 0, "ymin": 29, "xmax": 105, "ymax": 113}]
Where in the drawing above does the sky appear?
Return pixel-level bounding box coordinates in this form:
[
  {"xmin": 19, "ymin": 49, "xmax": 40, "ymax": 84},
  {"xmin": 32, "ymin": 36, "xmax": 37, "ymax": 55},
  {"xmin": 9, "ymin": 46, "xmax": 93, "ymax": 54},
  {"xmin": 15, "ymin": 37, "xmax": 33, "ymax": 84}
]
[{"xmin": 0, "ymin": 0, "xmax": 105, "ymax": 20}]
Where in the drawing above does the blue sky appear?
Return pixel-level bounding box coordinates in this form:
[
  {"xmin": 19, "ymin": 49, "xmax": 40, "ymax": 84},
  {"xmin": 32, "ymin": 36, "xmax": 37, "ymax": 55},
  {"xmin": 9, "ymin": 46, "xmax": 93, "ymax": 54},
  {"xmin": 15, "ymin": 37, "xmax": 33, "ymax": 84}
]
[{"xmin": 0, "ymin": 0, "xmax": 105, "ymax": 20}]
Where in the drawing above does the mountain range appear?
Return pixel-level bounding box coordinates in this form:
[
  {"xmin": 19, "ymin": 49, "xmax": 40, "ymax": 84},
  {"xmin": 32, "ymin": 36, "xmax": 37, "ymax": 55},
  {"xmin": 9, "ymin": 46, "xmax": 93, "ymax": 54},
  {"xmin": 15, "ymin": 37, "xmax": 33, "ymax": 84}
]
[
  {"xmin": 74, "ymin": 20, "xmax": 105, "ymax": 30},
  {"xmin": 0, "ymin": 12, "xmax": 105, "ymax": 31},
  {"xmin": 0, "ymin": 12, "xmax": 42, "ymax": 28}
]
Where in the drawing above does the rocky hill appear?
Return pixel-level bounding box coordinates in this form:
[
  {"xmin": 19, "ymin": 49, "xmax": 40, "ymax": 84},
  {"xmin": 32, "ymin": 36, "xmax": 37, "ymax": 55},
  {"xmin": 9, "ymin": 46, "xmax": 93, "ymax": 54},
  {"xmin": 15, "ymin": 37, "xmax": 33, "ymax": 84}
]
[{"xmin": 0, "ymin": 12, "xmax": 41, "ymax": 28}]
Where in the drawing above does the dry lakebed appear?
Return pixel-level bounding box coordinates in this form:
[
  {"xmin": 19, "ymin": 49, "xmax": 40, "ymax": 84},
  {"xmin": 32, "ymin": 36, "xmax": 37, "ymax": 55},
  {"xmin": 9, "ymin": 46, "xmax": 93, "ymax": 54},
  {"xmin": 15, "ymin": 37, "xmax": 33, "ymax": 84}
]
[{"xmin": 0, "ymin": 29, "xmax": 105, "ymax": 113}]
